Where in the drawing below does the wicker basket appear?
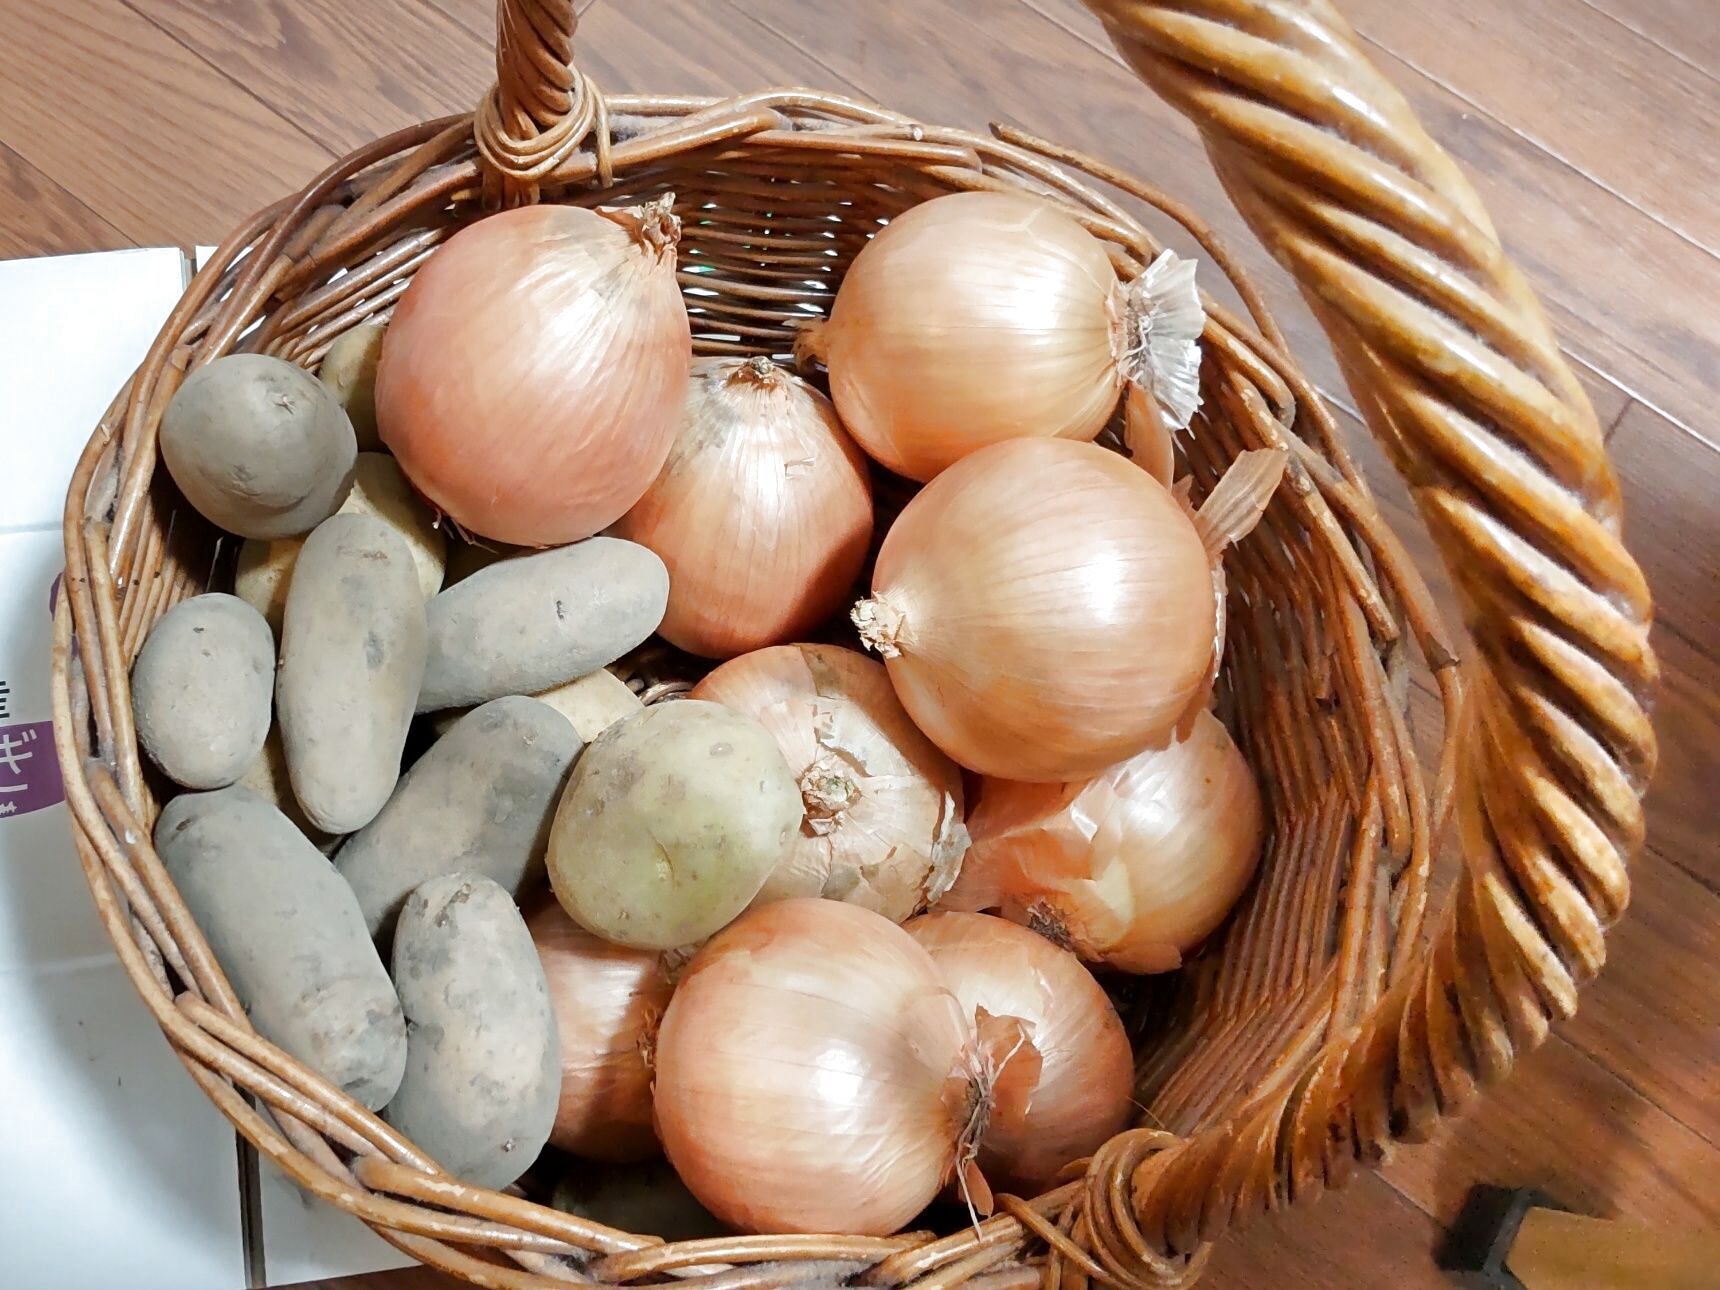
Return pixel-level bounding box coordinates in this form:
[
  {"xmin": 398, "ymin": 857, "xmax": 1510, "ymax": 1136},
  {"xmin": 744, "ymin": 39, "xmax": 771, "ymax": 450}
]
[{"xmin": 51, "ymin": 1, "xmax": 1658, "ymax": 1285}]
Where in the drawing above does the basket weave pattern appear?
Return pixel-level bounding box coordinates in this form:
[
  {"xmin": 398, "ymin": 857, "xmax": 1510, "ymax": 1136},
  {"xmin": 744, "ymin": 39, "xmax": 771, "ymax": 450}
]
[{"xmin": 50, "ymin": 1, "xmax": 1656, "ymax": 1286}]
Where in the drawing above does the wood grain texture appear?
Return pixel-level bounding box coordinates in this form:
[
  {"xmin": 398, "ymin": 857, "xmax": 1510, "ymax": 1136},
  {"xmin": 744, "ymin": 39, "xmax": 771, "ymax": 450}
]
[
  {"xmin": 0, "ymin": 0, "xmax": 330, "ymax": 245},
  {"xmin": 1, "ymin": 1, "xmax": 1713, "ymax": 1286},
  {"xmin": 1340, "ymin": 0, "xmax": 1720, "ymax": 253}
]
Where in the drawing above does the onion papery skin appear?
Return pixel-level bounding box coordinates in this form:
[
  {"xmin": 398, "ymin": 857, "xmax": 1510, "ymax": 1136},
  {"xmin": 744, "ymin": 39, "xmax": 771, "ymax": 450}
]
[
  {"xmin": 653, "ymin": 899, "xmax": 976, "ymax": 1236},
  {"xmin": 948, "ymin": 710, "xmax": 1264, "ymax": 973},
  {"xmin": 690, "ymin": 643, "xmax": 969, "ymax": 922},
  {"xmin": 906, "ymin": 911, "xmax": 1134, "ymax": 1195},
  {"xmin": 614, "ymin": 358, "xmax": 873, "ymax": 658},
  {"xmin": 376, "ymin": 200, "xmax": 691, "ymax": 546},
  {"xmin": 820, "ymin": 191, "xmax": 1125, "ymax": 482},
  {"xmin": 858, "ymin": 438, "xmax": 1214, "ymax": 782},
  {"xmin": 527, "ymin": 903, "xmax": 673, "ymax": 1162}
]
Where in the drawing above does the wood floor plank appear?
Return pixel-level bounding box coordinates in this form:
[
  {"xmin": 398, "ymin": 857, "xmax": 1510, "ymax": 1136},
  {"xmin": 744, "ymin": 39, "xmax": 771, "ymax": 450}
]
[
  {"xmin": 1022, "ymin": 0, "xmax": 1718, "ymax": 443},
  {"xmin": 1339, "ymin": 0, "xmax": 1720, "ymax": 253},
  {"xmin": 126, "ymin": 0, "xmax": 494, "ymax": 154},
  {"xmin": 429, "ymin": 0, "xmax": 850, "ymax": 96},
  {"xmin": 0, "ymin": 0, "xmax": 331, "ymax": 247},
  {"xmin": 1380, "ymin": 1032, "xmax": 1720, "ymax": 1232},
  {"xmin": 0, "ymin": 141, "xmax": 130, "ymax": 258},
  {"xmin": 1579, "ymin": 0, "xmax": 1720, "ymax": 83}
]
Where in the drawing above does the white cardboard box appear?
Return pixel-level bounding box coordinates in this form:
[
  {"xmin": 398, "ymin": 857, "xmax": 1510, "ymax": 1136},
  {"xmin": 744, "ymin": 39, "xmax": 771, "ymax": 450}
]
[{"xmin": 0, "ymin": 248, "xmax": 408, "ymax": 1288}]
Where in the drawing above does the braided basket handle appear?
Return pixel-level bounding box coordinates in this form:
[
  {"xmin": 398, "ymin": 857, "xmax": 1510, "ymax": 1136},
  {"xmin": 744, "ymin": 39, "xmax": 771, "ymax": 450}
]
[
  {"xmin": 1075, "ymin": 0, "xmax": 1658, "ymax": 1252},
  {"xmin": 481, "ymin": 0, "xmax": 605, "ymax": 202}
]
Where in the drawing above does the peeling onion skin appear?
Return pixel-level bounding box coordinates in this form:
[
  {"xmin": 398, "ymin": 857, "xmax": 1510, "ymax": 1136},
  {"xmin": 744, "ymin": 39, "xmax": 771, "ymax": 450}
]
[
  {"xmin": 856, "ymin": 438, "xmax": 1214, "ymax": 782},
  {"xmin": 690, "ymin": 643, "xmax": 969, "ymax": 922},
  {"xmin": 375, "ymin": 199, "xmax": 691, "ymax": 546},
  {"xmin": 653, "ymin": 899, "xmax": 976, "ymax": 1236},
  {"xmin": 527, "ymin": 903, "xmax": 673, "ymax": 1162},
  {"xmin": 946, "ymin": 710, "xmax": 1264, "ymax": 973},
  {"xmin": 906, "ymin": 911, "xmax": 1134, "ymax": 1195},
  {"xmin": 819, "ymin": 191, "xmax": 1125, "ymax": 482},
  {"xmin": 614, "ymin": 358, "xmax": 873, "ymax": 659}
]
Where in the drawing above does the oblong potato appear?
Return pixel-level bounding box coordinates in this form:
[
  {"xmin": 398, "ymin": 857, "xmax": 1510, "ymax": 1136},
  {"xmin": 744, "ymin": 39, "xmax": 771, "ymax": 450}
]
[
  {"xmin": 237, "ymin": 728, "xmax": 340, "ymax": 853},
  {"xmin": 548, "ymin": 700, "xmax": 801, "ymax": 950},
  {"xmin": 317, "ymin": 323, "xmax": 385, "ymax": 452},
  {"xmin": 388, "ymin": 874, "xmax": 559, "ymax": 1189},
  {"xmin": 428, "ymin": 668, "xmax": 643, "ymax": 740},
  {"xmin": 154, "ymin": 784, "xmax": 405, "ymax": 1109},
  {"xmin": 417, "ymin": 537, "xmax": 667, "ymax": 712},
  {"xmin": 160, "ymin": 353, "xmax": 356, "ymax": 539},
  {"xmin": 277, "ymin": 513, "xmax": 427, "ymax": 833},
  {"xmin": 131, "ymin": 593, "xmax": 273, "ymax": 789},
  {"xmin": 235, "ymin": 453, "xmax": 446, "ymax": 632},
  {"xmin": 336, "ymin": 696, "xmax": 581, "ymax": 941}
]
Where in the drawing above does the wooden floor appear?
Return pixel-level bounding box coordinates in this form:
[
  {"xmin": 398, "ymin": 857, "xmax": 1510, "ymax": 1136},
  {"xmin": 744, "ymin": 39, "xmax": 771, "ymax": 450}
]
[{"xmin": 2, "ymin": 2, "xmax": 1714, "ymax": 1286}]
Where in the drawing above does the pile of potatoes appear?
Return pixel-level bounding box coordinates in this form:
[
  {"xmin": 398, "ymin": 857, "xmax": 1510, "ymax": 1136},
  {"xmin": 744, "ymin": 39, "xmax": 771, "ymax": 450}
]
[{"xmin": 136, "ymin": 330, "xmax": 709, "ymax": 1190}]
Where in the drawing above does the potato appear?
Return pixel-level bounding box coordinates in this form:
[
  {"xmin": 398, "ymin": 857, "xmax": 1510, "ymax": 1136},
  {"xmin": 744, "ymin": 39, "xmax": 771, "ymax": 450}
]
[
  {"xmin": 336, "ymin": 696, "xmax": 581, "ymax": 941},
  {"xmin": 387, "ymin": 874, "xmax": 559, "ymax": 1189},
  {"xmin": 548, "ymin": 700, "xmax": 801, "ymax": 950},
  {"xmin": 131, "ymin": 593, "xmax": 273, "ymax": 789},
  {"xmin": 235, "ymin": 453, "xmax": 446, "ymax": 632},
  {"xmin": 417, "ymin": 537, "xmax": 667, "ymax": 712},
  {"xmin": 429, "ymin": 668, "xmax": 643, "ymax": 740},
  {"xmin": 317, "ymin": 323, "xmax": 385, "ymax": 452},
  {"xmin": 237, "ymin": 729, "xmax": 340, "ymax": 853},
  {"xmin": 160, "ymin": 354, "xmax": 356, "ymax": 539},
  {"xmin": 154, "ymin": 784, "xmax": 405, "ymax": 1109},
  {"xmin": 277, "ymin": 514, "xmax": 427, "ymax": 833}
]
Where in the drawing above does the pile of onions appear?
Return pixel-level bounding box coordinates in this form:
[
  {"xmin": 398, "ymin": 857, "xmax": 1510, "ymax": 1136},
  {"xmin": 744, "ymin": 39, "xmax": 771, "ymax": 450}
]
[
  {"xmin": 805, "ymin": 190, "xmax": 1204, "ymax": 481},
  {"xmin": 689, "ymin": 643, "xmax": 969, "ymax": 923},
  {"xmin": 945, "ymin": 710, "xmax": 1264, "ymax": 973},
  {"xmin": 527, "ymin": 902, "xmax": 674, "ymax": 1161},
  {"xmin": 906, "ymin": 912, "xmax": 1134, "ymax": 1195},
  {"xmin": 375, "ymin": 196, "xmax": 691, "ymax": 546},
  {"xmin": 654, "ymin": 899, "xmax": 1028, "ymax": 1235},
  {"xmin": 614, "ymin": 357, "xmax": 873, "ymax": 658},
  {"xmin": 853, "ymin": 437, "xmax": 1215, "ymax": 782}
]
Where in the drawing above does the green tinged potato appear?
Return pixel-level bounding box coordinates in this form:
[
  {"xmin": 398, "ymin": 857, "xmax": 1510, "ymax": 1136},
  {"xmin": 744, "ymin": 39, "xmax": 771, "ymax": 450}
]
[
  {"xmin": 154, "ymin": 785, "xmax": 405, "ymax": 1108},
  {"xmin": 317, "ymin": 323, "xmax": 385, "ymax": 452},
  {"xmin": 277, "ymin": 513, "xmax": 427, "ymax": 833},
  {"xmin": 336, "ymin": 696, "xmax": 582, "ymax": 942},
  {"xmin": 131, "ymin": 593, "xmax": 272, "ymax": 789},
  {"xmin": 387, "ymin": 874, "xmax": 559, "ymax": 1189},
  {"xmin": 548, "ymin": 700, "xmax": 801, "ymax": 950},
  {"xmin": 417, "ymin": 537, "xmax": 667, "ymax": 712},
  {"xmin": 235, "ymin": 453, "xmax": 445, "ymax": 632},
  {"xmin": 160, "ymin": 354, "xmax": 356, "ymax": 539}
]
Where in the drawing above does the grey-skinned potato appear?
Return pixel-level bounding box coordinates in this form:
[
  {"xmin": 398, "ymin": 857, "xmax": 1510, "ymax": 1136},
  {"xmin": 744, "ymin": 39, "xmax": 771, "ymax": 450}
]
[
  {"xmin": 416, "ymin": 537, "xmax": 667, "ymax": 712},
  {"xmin": 131, "ymin": 593, "xmax": 273, "ymax": 789},
  {"xmin": 277, "ymin": 513, "xmax": 427, "ymax": 834},
  {"xmin": 548, "ymin": 700, "xmax": 802, "ymax": 950},
  {"xmin": 154, "ymin": 784, "xmax": 405, "ymax": 1109},
  {"xmin": 336, "ymin": 696, "xmax": 582, "ymax": 942},
  {"xmin": 160, "ymin": 353, "xmax": 357, "ymax": 539},
  {"xmin": 387, "ymin": 874, "xmax": 559, "ymax": 1189}
]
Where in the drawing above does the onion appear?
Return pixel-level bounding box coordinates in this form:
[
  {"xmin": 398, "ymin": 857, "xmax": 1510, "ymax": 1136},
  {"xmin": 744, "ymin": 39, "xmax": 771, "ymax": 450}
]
[
  {"xmin": 945, "ymin": 710, "xmax": 1264, "ymax": 973},
  {"xmin": 806, "ymin": 191, "xmax": 1204, "ymax": 481},
  {"xmin": 906, "ymin": 911, "xmax": 1134, "ymax": 1195},
  {"xmin": 854, "ymin": 437, "xmax": 1214, "ymax": 782},
  {"xmin": 376, "ymin": 196, "xmax": 691, "ymax": 546},
  {"xmin": 527, "ymin": 902, "xmax": 674, "ymax": 1161},
  {"xmin": 613, "ymin": 357, "xmax": 873, "ymax": 658},
  {"xmin": 689, "ymin": 643, "xmax": 969, "ymax": 922},
  {"xmin": 654, "ymin": 899, "xmax": 1027, "ymax": 1235}
]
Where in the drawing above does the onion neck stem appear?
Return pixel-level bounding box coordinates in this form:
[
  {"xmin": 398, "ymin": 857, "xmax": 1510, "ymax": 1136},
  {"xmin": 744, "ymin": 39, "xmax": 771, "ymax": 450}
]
[
  {"xmin": 602, "ymin": 191, "xmax": 682, "ymax": 263},
  {"xmin": 851, "ymin": 595, "xmax": 906, "ymax": 658},
  {"xmin": 799, "ymin": 762, "xmax": 860, "ymax": 834}
]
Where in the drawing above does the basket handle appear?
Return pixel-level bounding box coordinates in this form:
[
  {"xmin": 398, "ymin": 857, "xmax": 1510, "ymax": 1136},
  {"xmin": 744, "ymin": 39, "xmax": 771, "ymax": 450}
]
[
  {"xmin": 1077, "ymin": 0, "xmax": 1658, "ymax": 1253},
  {"xmin": 479, "ymin": 0, "xmax": 604, "ymax": 202}
]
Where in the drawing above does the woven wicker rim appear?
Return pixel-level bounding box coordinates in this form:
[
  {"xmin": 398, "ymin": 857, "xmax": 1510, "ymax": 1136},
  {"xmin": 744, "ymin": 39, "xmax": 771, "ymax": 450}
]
[{"xmin": 50, "ymin": 2, "xmax": 1656, "ymax": 1287}]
